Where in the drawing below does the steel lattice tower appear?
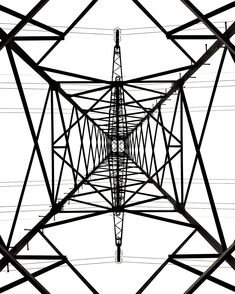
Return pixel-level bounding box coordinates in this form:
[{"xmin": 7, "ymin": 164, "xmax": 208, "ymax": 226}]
[
  {"xmin": 108, "ymin": 28, "xmax": 128, "ymax": 263},
  {"xmin": 0, "ymin": 0, "xmax": 235, "ymax": 293}
]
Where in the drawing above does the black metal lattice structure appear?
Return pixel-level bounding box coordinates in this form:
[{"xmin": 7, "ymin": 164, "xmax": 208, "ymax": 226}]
[{"xmin": 0, "ymin": 0, "xmax": 235, "ymax": 293}]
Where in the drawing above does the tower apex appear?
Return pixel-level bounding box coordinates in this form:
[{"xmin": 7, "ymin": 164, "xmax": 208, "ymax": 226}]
[{"xmin": 114, "ymin": 27, "xmax": 121, "ymax": 48}]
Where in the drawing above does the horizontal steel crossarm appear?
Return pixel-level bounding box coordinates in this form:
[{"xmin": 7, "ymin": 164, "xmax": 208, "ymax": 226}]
[
  {"xmin": 72, "ymin": 85, "xmax": 111, "ymax": 97},
  {"xmin": 13, "ymin": 36, "xmax": 62, "ymax": 41},
  {"xmin": 37, "ymin": 0, "xmax": 99, "ymax": 64},
  {"xmin": 15, "ymin": 255, "xmax": 65, "ymax": 260},
  {"xmin": 132, "ymin": 0, "xmax": 195, "ymax": 63},
  {"xmin": 0, "ymin": 27, "xmax": 107, "ymax": 137},
  {"xmin": 136, "ymin": 230, "xmax": 197, "ymax": 293},
  {"xmin": 127, "ymin": 21, "xmax": 235, "ymax": 137},
  {"xmin": 124, "ymin": 210, "xmax": 195, "ymax": 228},
  {"xmin": 0, "ymin": 4, "xmax": 62, "ymax": 35},
  {"xmin": 170, "ymin": 35, "xmax": 217, "ymax": 40},
  {"xmin": 125, "ymin": 80, "xmax": 175, "ymax": 84},
  {"xmin": 184, "ymin": 241, "xmax": 235, "ymax": 293},
  {"xmin": 41, "ymin": 66, "xmax": 111, "ymax": 84},
  {"xmin": 125, "ymin": 83, "xmax": 165, "ymax": 95},
  {"xmin": 72, "ymin": 188, "xmax": 110, "ymax": 197},
  {"xmin": 124, "ymin": 196, "xmax": 165, "ymax": 208},
  {"xmin": 181, "ymin": 0, "xmax": 235, "ymax": 57},
  {"xmin": 0, "ymin": 0, "xmax": 49, "ymax": 51},
  {"xmin": 123, "ymin": 95, "xmax": 165, "ymax": 107},
  {"xmin": 0, "ymin": 156, "xmax": 107, "ymax": 272},
  {"xmin": 168, "ymin": 1, "xmax": 235, "ymax": 35},
  {"xmin": 124, "ymin": 65, "xmax": 192, "ymax": 83},
  {"xmin": 130, "ymin": 157, "xmax": 235, "ymax": 269},
  {"xmin": 43, "ymin": 210, "xmax": 111, "ymax": 228},
  {"xmin": 0, "ymin": 244, "xmax": 50, "ymax": 294},
  {"xmin": 169, "ymin": 253, "xmax": 219, "ymax": 259},
  {"xmin": 171, "ymin": 259, "xmax": 235, "ymax": 292},
  {"xmin": 70, "ymin": 198, "xmax": 110, "ymax": 210},
  {"xmin": 0, "ymin": 260, "xmax": 65, "ymax": 293},
  {"xmin": 39, "ymin": 232, "xmax": 99, "ymax": 294}
]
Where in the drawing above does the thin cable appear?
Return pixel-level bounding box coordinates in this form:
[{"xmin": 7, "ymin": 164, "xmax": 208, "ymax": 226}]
[{"xmin": 0, "ymin": 20, "xmax": 233, "ymax": 36}]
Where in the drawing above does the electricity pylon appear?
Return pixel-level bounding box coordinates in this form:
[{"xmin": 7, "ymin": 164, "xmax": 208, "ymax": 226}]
[
  {"xmin": 108, "ymin": 28, "xmax": 128, "ymax": 262},
  {"xmin": 0, "ymin": 1, "xmax": 235, "ymax": 293}
]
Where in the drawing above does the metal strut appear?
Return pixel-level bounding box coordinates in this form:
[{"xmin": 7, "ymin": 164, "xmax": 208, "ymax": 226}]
[{"xmin": 108, "ymin": 28, "xmax": 128, "ymax": 263}]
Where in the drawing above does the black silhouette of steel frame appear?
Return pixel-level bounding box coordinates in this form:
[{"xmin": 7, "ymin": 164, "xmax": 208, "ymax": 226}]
[
  {"xmin": 107, "ymin": 28, "xmax": 128, "ymax": 262},
  {"xmin": 0, "ymin": 0, "xmax": 234, "ymax": 293}
]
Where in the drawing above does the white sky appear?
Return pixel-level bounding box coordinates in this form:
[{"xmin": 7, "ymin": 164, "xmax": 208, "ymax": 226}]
[{"xmin": 0, "ymin": 0, "xmax": 234, "ymax": 293}]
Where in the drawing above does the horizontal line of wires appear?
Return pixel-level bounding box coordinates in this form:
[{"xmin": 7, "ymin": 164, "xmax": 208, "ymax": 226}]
[
  {"xmin": 161, "ymin": 104, "xmax": 235, "ymax": 113},
  {"xmin": 0, "ymin": 79, "xmax": 233, "ymax": 85},
  {"xmin": 1, "ymin": 214, "xmax": 234, "ymax": 222},
  {"xmin": 1, "ymin": 194, "xmax": 235, "ymax": 207},
  {"xmin": 0, "ymin": 71, "xmax": 234, "ymax": 77},
  {"xmin": 2, "ymin": 176, "xmax": 235, "ymax": 188},
  {"xmin": 0, "ymin": 20, "xmax": 233, "ymax": 36},
  {"xmin": 1, "ymin": 105, "xmax": 235, "ymax": 114},
  {"xmin": 0, "ymin": 198, "xmax": 235, "ymax": 220},
  {"xmin": 0, "ymin": 84, "xmax": 233, "ymax": 93},
  {"xmin": 0, "ymin": 179, "xmax": 75, "ymax": 188},
  {"xmin": 1, "ymin": 206, "xmax": 234, "ymax": 215},
  {"xmin": 2, "ymin": 255, "xmax": 232, "ymax": 272}
]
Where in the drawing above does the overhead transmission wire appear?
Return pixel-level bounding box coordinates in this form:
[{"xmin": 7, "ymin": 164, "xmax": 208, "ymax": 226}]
[
  {"xmin": 2, "ymin": 255, "xmax": 233, "ymax": 272},
  {"xmin": 0, "ymin": 19, "xmax": 234, "ymax": 253},
  {"xmin": 0, "ymin": 21, "xmax": 233, "ymax": 95},
  {"xmin": 0, "ymin": 23, "xmax": 234, "ymax": 92},
  {"xmin": 0, "ymin": 196, "xmax": 235, "ymax": 215},
  {"xmin": 0, "ymin": 38, "xmax": 232, "ymax": 267},
  {"xmin": 0, "ymin": 76, "xmax": 234, "ymax": 93},
  {"xmin": 0, "ymin": 17, "xmax": 233, "ymax": 275},
  {"xmin": 0, "ymin": 206, "xmax": 235, "ymax": 215},
  {"xmin": 1, "ymin": 105, "xmax": 235, "ymax": 114},
  {"xmin": 0, "ymin": 71, "xmax": 234, "ymax": 77},
  {"xmin": 0, "ymin": 20, "xmax": 233, "ymax": 35},
  {"xmin": 1, "ymin": 177, "xmax": 235, "ymax": 187}
]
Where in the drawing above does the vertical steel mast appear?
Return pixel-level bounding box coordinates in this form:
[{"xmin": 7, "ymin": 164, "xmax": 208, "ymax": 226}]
[{"xmin": 108, "ymin": 28, "xmax": 128, "ymax": 263}]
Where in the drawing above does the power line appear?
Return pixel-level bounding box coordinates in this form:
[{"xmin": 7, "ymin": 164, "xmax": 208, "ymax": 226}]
[
  {"xmin": 0, "ymin": 20, "xmax": 233, "ymax": 36},
  {"xmin": 2, "ymin": 255, "xmax": 233, "ymax": 273}
]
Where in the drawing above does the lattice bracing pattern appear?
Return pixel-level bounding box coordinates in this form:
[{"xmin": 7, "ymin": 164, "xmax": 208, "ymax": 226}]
[{"xmin": 0, "ymin": 0, "xmax": 235, "ymax": 293}]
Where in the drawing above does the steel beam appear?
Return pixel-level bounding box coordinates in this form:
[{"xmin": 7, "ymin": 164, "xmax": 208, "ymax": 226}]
[
  {"xmin": 0, "ymin": 244, "xmax": 50, "ymax": 294},
  {"xmin": 0, "ymin": 156, "xmax": 107, "ymax": 272},
  {"xmin": 0, "ymin": 4, "xmax": 62, "ymax": 35},
  {"xmin": 132, "ymin": 0, "xmax": 195, "ymax": 63},
  {"xmin": 171, "ymin": 259, "xmax": 235, "ymax": 292},
  {"xmin": 136, "ymin": 230, "xmax": 197, "ymax": 293},
  {"xmin": 37, "ymin": 0, "xmax": 99, "ymax": 64},
  {"xmin": 181, "ymin": 88, "xmax": 227, "ymax": 249},
  {"xmin": 127, "ymin": 21, "xmax": 235, "ymax": 137},
  {"xmin": 0, "ymin": 0, "xmax": 48, "ymax": 51},
  {"xmin": 39, "ymin": 232, "xmax": 99, "ymax": 294},
  {"xmin": 184, "ymin": 241, "xmax": 235, "ymax": 293},
  {"xmin": 181, "ymin": 0, "xmax": 235, "ymax": 58},
  {"xmin": 129, "ymin": 158, "xmax": 235, "ymax": 269},
  {"xmin": 0, "ymin": 260, "xmax": 65, "ymax": 293},
  {"xmin": 169, "ymin": 1, "xmax": 235, "ymax": 35},
  {"xmin": 0, "ymin": 27, "xmax": 108, "ymax": 138}
]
